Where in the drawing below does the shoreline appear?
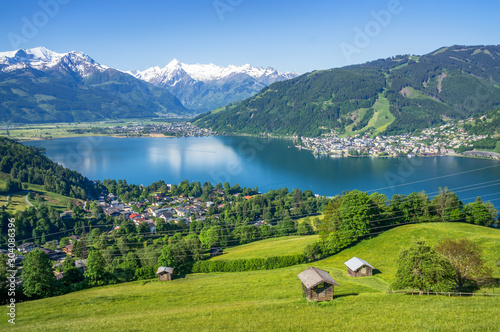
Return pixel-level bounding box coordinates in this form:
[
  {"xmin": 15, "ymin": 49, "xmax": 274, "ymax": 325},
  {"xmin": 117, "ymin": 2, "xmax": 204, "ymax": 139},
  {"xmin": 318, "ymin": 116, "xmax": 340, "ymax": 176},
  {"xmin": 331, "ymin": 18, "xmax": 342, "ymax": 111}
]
[{"xmin": 6, "ymin": 133, "xmax": 500, "ymax": 160}]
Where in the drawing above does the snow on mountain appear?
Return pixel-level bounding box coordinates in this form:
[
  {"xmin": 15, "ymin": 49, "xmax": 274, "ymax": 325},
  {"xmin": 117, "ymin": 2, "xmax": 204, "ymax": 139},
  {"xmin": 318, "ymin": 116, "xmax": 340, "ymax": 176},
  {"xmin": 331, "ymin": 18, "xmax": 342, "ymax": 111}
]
[
  {"xmin": 131, "ymin": 59, "xmax": 299, "ymax": 112},
  {"xmin": 133, "ymin": 59, "xmax": 299, "ymax": 85},
  {"xmin": 0, "ymin": 46, "xmax": 108, "ymax": 77}
]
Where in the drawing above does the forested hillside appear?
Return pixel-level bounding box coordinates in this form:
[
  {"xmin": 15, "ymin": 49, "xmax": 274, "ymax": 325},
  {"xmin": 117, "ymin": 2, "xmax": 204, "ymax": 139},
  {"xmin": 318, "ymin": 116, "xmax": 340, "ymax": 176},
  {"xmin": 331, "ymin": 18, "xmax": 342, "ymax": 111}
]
[
  {"xmin": 0, "ymin": 137, "xmax": 97, "ymax": 198},
  {"xmin": 195, "ymin": 45, "xmax": 500, "ymax": 136}
]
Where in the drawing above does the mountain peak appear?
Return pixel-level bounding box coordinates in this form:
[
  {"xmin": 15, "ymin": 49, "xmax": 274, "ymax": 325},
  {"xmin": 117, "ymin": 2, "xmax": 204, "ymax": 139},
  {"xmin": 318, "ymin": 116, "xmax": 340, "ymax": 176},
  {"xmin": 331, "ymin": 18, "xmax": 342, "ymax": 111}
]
[
  {"xmin": 166, "ymin": 58, "xmax": 182, "ymax": 69},
  {"xmin": 0, "ymin": 46, "xmax": 107, "ymax": 77}
]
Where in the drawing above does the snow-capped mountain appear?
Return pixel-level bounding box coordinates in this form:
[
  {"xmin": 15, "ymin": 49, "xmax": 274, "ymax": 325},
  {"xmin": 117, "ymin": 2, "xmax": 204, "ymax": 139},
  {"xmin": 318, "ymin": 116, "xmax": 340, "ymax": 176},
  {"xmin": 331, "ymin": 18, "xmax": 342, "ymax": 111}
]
[
  {"xmin": 0, "ymin": 46, "xmax": 108, "ymax": 78},
  {"xmin": 131, "ymin": 59, "xmax": 299, "ymax": 112},
  {"xmin": 0, "ymin": 47, "xmax": 189, "ymax": 123},
  {"xmin": 133, "ymin": 59, "xmax": 298, "ymax": 84}
]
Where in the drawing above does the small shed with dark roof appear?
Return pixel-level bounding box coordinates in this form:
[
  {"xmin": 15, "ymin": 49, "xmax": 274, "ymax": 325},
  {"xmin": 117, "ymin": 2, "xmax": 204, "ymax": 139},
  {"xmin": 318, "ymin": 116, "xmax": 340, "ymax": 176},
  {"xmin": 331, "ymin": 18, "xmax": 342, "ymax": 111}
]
[
  {"xmin": 344, "ymin": 257, "xmax": 374, "ymax": 277},
  {"xmin": 297, "ymin": 267, "xmax": 339, "ymax": 301},
  {"xmin": 156, "ymin": 266, "xmax": 174, "ymax": 281}
]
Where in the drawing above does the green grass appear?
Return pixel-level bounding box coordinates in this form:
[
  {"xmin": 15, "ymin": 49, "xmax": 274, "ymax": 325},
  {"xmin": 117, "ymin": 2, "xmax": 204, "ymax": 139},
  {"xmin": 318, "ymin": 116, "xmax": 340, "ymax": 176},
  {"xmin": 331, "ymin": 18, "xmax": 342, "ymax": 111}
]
[
  {"xmin": 296, "ymin": 213, "xmax": 324, "ymax": 230},
  {"xmin": 320, "ymin": 222, "xmax": 500, "ymax": 281},
  {"xmin": 370, "ymin": 93, "xmax": 394, "ymax": 134},
  {"xmin": 0, "ymin": 193, "xmax": 28, "ymax": 213},
  {"xmin": 0, "ymin": 120, "xmax": 178, "ymax": 140},
  {"xmin": 210, "ymin": 235, "xmax": 319, "ymax": 260},
  {"xmin": 24, "ymin": 183, "xmax": 79, "ymax": 212},
  {"xmin": 0, "ymin": 172, "xmax": 79, "ymax": 212},
  {"xmin": 3, "ymin": 222, "xmax": 499, "ymax": 331}
]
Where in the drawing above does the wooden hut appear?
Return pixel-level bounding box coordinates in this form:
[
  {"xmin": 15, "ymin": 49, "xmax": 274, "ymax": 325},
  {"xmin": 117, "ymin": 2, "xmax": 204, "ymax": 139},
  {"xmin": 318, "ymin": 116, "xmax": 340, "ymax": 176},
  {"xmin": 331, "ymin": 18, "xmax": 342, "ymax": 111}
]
[
  {"xmin": 297, "ymin": 267, "xmax": 340, "ymax": 301},
  {"xmin": 344, "ymin": 257, "xmax": 374, "ymax": 277},
  {"xmin": 156, "ymin": 266, "xmax": 174, "ymax": 281},
  {"xmin": 209, "ymin": 247, "xmax": 223, "ymax": 258}
]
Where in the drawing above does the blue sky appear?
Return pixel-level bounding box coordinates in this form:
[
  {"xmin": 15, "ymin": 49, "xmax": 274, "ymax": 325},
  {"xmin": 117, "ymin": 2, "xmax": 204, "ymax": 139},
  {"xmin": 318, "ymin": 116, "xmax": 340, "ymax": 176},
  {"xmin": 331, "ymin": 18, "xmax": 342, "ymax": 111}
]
[{"xmin": 0, "ymin": 0, "xmax": 499, "ymax": 73}]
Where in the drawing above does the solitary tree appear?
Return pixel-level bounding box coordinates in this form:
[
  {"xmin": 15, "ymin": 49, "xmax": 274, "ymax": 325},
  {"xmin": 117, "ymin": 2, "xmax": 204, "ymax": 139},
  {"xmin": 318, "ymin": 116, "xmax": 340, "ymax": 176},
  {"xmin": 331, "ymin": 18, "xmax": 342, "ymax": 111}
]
[
  {"xmin": 392, "ymin": 241, "xmax": 455, "ymax": 294},
  {"xmin": 22, "ymin": 249, "xmax": 57, "ymax": 298},
  {"xmin": 435, "ymin": 238, "xmax": 493, "ymax": 289}
]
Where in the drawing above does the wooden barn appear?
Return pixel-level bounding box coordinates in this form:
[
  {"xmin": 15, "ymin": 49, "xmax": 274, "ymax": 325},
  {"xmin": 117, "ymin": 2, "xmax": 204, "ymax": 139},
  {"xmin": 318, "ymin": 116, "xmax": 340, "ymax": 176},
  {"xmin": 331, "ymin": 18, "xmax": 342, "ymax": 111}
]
[
  {"xmin": 156, "ymin": 266, "xmax": 174, "ymax": 281},
  {"xmin": 297, "ymin": 267, "xmax": 340, "ymax": 301},
  {"xmin": 344, "ymin": 257, "xmax": 374, "ymax": 277}
]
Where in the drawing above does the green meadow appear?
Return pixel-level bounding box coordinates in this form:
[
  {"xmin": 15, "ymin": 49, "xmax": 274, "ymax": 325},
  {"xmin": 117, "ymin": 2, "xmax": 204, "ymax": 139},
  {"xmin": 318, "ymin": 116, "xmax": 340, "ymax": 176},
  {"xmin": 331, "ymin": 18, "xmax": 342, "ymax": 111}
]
[
  {"xmin": 210, "ymin": 235, "xmax": 319, "ymax": 260},
  {"xmin": 3, "ymin": 222, "xmax": 499, "ymax": 331}
]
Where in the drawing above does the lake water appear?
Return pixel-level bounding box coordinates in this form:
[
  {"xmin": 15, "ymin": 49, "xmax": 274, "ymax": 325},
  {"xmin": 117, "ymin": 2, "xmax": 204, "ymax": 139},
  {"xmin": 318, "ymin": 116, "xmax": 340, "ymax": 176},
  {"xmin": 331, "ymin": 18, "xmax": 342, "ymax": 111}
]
[{"xmin": 25, "ymin": 136, "xmax": 500, "ymax": 205}]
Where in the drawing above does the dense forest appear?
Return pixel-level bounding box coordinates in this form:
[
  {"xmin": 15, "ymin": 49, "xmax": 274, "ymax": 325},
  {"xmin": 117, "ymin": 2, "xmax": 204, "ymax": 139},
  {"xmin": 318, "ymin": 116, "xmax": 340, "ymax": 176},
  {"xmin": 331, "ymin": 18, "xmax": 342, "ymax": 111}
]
[
  {"xmin": 195, "ymin": 45, "xmax": 500, "ymax": 136},
  {"xmin": 0, "ymin": 137, "xmax": 98, "ymax": 198}
]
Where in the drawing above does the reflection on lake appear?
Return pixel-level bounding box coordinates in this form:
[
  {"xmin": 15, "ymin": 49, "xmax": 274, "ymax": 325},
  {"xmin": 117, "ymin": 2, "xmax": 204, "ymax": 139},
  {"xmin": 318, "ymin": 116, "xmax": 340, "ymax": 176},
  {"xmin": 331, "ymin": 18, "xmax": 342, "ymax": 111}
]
[{"xmin": 25, "ymin": 136, "xmax": 500, "ymax": 204}]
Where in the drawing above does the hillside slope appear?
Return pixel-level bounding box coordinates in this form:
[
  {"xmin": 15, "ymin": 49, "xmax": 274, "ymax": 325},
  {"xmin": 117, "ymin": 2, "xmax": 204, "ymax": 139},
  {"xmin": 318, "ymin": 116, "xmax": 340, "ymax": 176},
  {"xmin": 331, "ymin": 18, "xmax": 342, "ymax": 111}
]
[
  {"xmin": 5, "ymin": 223, "xmax": 498, "ymax": 331},
  {"xmin": 195, "ymin": 45, "xmax": 500, "ymax": 136}
]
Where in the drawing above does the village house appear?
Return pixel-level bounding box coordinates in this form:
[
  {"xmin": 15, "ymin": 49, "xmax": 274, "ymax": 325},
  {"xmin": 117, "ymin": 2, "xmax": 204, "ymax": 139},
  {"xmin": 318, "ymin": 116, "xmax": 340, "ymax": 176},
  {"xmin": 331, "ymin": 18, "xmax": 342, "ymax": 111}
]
[
  {"xmin": 297, "ymin": 267, "xmax": 339, "ymax": 301},
  {"xmin": 60, "ymin": 211, "xmax": 74, "ymax": 220},
  {"xmin": 69, "ymin": 235, "xmax": 80, "ymax": 243},
  {"xmin": 344, "ymin": 257, "xmax": 374, "ymax": 277},
  {"xmin": 62, "ymin": 243, "xmax": 74, "ymax": 256},
  {"xmin": 75, "ymin": 259, "xmax": 87, "ymax": 273},
  {"xmin": 157, "ymin": 266, "xmax": 174, "ymax": 281},
  {"xmin": 40, "ymin": 248, "xmax": 66, "ymax": 261},
  {"xmin": 17, "ymin": 242, "xmax": 36, "ymax": 253}
]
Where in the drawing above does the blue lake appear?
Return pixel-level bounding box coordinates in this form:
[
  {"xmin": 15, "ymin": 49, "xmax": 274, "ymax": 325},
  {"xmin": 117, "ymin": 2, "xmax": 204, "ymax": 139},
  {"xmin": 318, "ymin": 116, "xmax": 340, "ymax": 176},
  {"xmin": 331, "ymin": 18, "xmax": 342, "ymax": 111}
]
[{"xmin": 25, "ymin": 136, "xmax": 500, "ymax": 205}]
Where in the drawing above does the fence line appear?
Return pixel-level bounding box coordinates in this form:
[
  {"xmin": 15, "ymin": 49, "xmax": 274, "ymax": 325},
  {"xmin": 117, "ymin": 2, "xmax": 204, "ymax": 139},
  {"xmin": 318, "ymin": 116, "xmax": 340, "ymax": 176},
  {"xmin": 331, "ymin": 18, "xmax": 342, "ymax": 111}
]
[{"xmin": 388, "ymin": 290, "xmax": 500, "ymax": 297}]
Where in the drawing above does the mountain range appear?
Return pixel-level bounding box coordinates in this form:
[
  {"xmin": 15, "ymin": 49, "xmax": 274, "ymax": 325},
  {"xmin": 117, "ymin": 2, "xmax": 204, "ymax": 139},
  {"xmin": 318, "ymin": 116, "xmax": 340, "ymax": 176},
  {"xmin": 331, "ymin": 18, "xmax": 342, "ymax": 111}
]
[
  {"xmin": 195, "ymin": 45, "xmax": 500, "ymax": 136},
  {"xmin": 130, "ymin": 59, "xmax": 298, "ymax": 112},
  {"xmin": 0, "ymin": 47, "xmax": 296, "ymax": 124},
  {"xmin": 0, "ymin": 47, "xmax": 189, "ymax": 123}
]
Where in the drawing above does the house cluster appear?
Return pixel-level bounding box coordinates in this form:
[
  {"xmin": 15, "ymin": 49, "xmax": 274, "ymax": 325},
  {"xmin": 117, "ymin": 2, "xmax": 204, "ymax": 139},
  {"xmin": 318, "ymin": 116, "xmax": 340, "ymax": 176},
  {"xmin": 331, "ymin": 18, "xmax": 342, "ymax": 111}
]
[
  {"xmin": 103, "ymin": 122, "xmax": 214, "ymax": 137},
  {"xmin": 7, "ymin": 235, "xmax": 85, "ymax": 280},
  {"xmin": 99, "ymin": 191, "xmax": 213, "ymax": 232},
  {"xmin": 297, "ymin": 256, "xmax": 374, "ymax": 302},
  {"xmin": 296, "ymin": 121, "xmax": 491, "ymax": 158}
]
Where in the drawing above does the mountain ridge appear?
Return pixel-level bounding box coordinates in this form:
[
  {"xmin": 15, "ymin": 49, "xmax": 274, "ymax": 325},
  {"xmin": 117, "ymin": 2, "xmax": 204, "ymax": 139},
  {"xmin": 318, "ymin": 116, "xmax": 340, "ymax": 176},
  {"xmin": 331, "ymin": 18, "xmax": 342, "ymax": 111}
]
[
  {"xmin": 0, "ymin": 47, "xmax": 190, "ymax": 123},
  {"xmin": 195, "ymin": 45, "xmax": 500, "ymax": 136},
  {"xmin": 131, "ymin": 59, "xmax": 299, "ymax": 112}
]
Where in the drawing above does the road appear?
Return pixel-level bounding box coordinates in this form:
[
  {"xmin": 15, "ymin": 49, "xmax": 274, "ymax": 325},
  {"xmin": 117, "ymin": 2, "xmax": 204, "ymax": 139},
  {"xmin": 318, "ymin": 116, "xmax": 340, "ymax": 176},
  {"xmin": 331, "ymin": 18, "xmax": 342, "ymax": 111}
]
[{"xmin": 24, "ymin": 193, "xmax": 35, "ymax": 208}]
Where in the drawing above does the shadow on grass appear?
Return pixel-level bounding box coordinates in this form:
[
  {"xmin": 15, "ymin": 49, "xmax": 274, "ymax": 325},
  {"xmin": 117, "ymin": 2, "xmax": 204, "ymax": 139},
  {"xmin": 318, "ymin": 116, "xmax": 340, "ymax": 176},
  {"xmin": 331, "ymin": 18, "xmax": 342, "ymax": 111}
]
[
  {"xmin": 334, "ymin": 293, "xmax": 359, "ymax": 299},
  {"xmin": 372, "ymin": 269, "xmax": 382, "ymax": 276}
]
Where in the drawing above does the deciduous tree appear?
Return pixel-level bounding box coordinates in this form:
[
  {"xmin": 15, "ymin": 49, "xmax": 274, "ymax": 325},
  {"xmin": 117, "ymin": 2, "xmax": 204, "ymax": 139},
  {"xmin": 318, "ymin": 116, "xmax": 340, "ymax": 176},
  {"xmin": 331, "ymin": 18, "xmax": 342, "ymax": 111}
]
[
  {"xmin": 85, "ymin": 250, "xmax": 107, "ymax": 285},
  {"xmin": 435, "ymin": 238, "xmax": 493, "ymax": 289},
  {"xmin": 392, "ymin": 241, "xmax": 455, "ymax": 294},
  {"xmin": 22, "ymin": 249, "xmax": 57, "ymax": 298}
]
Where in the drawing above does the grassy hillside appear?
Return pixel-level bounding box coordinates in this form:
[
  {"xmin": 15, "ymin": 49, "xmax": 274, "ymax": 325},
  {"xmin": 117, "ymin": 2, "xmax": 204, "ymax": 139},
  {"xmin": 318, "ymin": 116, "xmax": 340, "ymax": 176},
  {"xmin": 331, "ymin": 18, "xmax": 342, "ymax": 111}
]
[
  {"xmin": 5, "ymin": 223, "xmax": 499, "ymax": 331},
  {"xmin": 210, "ymin": 235, "xmax": 319, "ymax": 260},
  {"xmin": 5, "ymin": 267, "xmax": 499, "ymax": 331},
  {"xmin": 321, "ymin": 222, "xmax": 500, "ymax": 281}
]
